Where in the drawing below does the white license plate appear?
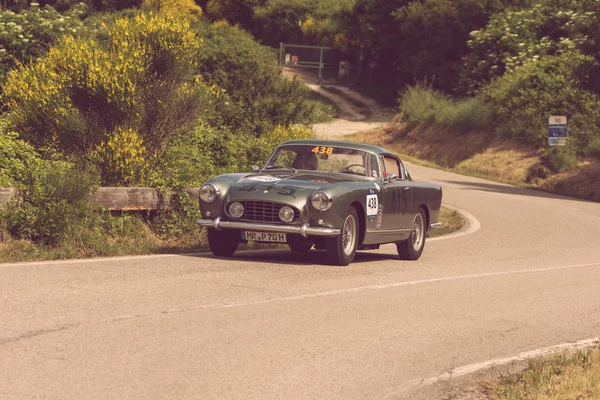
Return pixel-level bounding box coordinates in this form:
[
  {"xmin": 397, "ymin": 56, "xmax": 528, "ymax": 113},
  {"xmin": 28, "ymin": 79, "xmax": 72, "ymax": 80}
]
[{"xmin": 242, "ymin": 231, "xmax": 287, "ymax": 243}]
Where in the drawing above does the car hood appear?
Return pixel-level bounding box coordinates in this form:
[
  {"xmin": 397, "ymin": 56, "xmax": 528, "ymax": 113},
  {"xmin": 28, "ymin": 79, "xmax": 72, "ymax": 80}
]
[{"xmin": 226, "ymin": 172, "xmax": 356, "ymax": 203}]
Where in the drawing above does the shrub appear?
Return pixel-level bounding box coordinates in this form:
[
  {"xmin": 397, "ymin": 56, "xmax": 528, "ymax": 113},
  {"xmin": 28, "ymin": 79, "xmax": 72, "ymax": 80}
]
[
  {"xmin": 0, "ymin": 129, "xmax": 40, "ymax": 188},
  {"xmin": 0, "ymin": 3, "xmax": 89, "ymax": 84},
  {"xmin": 195, "ymin": 21, "xmax": 315, "ymax": 136},
  {"xmin": 542, "ymin": 146, "xmax": 578, "ymax": 174},
  {"xmin": 2, "ymin": 164, "xmax": 98, "ymax": 245},
  {"xmin": 141, "ymin": 0, "xmax": 202, "ymax": 21},
  {"xmin": 398, "ymin": 83, "xmax": 493, "ymax": 132},
  {"xmin": 3, "ymin": 13, "xmax": 212, "ymax": 185},
  {"xmin": 480, "ymin": 51, "xmax": 600, "ymax": 153}
]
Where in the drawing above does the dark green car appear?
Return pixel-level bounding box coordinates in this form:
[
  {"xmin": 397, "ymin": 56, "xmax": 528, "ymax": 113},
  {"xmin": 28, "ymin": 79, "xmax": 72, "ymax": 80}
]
[{"xmin": 197, "ymin": 140, "xmax": 442, "ymax": 266}]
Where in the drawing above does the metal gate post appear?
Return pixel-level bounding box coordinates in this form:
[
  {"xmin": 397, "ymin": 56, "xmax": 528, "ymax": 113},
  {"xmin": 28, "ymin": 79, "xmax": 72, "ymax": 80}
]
[
  {"xmin": 279, "ymin": 42, "xmax": 284, "ymax": 66},
  {"xmin": 318, "ymin": 47, "xmax": 324, "ymax": 82}
]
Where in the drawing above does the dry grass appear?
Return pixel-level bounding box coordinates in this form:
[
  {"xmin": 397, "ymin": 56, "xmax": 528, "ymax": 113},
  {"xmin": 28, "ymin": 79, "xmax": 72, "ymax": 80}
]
[
  {"xmin": 484, "ymin": 346, "xmax": 600, "ymax": 400},
  {"xmin": 355, "ymin": 123, "xmax": 600, "ymax": 202}
]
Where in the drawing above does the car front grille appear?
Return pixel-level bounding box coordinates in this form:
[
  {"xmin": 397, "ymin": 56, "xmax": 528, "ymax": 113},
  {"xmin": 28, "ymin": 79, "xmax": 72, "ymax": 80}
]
[{"xmin": 227, "ymin": 201, "xmax": 300, "ymax": 223}]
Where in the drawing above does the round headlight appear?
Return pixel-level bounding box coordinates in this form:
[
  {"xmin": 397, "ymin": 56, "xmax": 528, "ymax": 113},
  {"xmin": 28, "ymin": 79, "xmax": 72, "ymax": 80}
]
[
  {"xmin": 199, "ymin": 184, "xmax": 218, "ymax": 203},
  {"xmin": 311, "ymin": 191, "xmax": 332, "ymax": 211},
  {"xmin": 279, "ymin": 206, "xmax": 295, "ymax": 223},
  {"xmin": 229, "ymin": 202, "xmax": 244, "ymax": 218}
]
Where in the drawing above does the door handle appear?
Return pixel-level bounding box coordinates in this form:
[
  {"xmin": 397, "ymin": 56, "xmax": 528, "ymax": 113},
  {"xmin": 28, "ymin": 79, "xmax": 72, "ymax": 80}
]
[{"xmin": 403, "ymin": 186, "xmax": 412, "ymax": 192}]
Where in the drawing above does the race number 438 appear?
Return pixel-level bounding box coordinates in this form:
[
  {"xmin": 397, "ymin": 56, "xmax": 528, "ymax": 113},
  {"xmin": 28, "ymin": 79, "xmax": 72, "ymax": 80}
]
[{"xmin": 366, "ymin": 194, "xmax": 378, "ymax": 216}]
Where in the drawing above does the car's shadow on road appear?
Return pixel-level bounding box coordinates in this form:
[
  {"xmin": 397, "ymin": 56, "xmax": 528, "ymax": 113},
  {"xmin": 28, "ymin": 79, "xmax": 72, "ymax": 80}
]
[{"xmin": 186, "ymin": 248, "xmax": 400, "ymax": 266}]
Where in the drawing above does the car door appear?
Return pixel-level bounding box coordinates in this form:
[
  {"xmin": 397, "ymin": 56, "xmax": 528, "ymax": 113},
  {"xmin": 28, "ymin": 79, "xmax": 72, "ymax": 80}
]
[{"xmin": 381, "ymin": 155, "xmax": 413, "ymax": 230}]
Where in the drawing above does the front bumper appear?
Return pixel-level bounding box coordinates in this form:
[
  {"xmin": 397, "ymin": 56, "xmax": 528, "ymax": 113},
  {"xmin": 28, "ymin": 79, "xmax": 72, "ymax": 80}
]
[{"xmin": 197, "ymin": 218, "xmax": 341, "ymax": 238}]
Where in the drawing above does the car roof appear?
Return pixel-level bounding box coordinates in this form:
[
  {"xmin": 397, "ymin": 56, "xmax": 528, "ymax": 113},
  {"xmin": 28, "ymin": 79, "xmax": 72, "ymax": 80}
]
[{"xmin": 279, "ymin": 140, "xmax": 395, "ymax": 157}]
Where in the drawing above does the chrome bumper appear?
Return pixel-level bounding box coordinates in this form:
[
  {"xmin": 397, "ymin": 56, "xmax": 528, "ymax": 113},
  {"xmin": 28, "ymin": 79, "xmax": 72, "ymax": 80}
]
[
  {"xmin": 430, "ymin": 222, "xmax": 444, "ymax": 230},
  {"xmin": 197, "ymin": 218, "xmax": 341, "ymax": 238}
]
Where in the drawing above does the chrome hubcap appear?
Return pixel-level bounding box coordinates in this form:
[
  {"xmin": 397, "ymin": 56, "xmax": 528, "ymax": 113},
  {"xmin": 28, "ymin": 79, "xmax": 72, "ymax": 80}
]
[
  {"xmin": 411, "ymin": 213, "xmax": 425, "ymax": 251},
  {"xmin": 342, "ymin": 214, "xmax": 357, "ymax": 256}
]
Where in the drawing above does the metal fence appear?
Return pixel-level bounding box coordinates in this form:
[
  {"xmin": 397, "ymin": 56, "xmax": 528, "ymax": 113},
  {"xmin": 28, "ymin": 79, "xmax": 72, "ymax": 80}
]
[{"xmin": 278, "ymin": 43, "xmax": 360, "ymax": 82}]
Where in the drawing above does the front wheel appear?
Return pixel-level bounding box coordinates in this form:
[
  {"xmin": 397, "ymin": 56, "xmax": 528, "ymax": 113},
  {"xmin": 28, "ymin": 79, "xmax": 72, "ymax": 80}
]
[
  {"xmin": 396, "ymin": 207, "xmax": 426, "ymax": 260},
  {"xmin": 326, "ymin": 206, "xmax": 359, "ymax": 266},
  {"xmin": 207, "ymin": 228, "xmax": 239, "ymax": 257}
]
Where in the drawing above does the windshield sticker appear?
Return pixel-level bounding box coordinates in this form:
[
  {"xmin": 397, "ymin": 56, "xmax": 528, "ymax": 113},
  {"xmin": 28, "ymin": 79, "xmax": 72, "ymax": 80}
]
[
  {"xmin": 372, "ymin": 170, "xmax": 379, "ymax": 179},
  {"xmin": 311, "ymin": 146, "xmax": 334, "ymax": 155},
  {"xmin": 367, "ymin": 193, "xmax": 378, "ymax": 216}
]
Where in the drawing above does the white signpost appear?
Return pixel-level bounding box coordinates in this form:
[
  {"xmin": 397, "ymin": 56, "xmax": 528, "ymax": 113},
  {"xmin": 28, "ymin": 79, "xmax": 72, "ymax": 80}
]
[{"xmin": 548, "ymin": 115, "xmax": 567, "ymax": 146}]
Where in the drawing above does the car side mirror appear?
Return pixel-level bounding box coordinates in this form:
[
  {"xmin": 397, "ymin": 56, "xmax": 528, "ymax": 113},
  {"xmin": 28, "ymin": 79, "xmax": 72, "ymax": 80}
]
[
  {"xmin": 252, "ymin": 165, "xmax": 259, "ymax": 173},
  {"xmin": 386, "ymin": 173, "xmax": 398, "ymax": 183}
]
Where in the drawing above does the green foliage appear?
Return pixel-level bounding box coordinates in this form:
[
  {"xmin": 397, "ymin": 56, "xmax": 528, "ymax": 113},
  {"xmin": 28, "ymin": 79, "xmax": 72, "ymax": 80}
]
[
  {"xmin": 460, "ymin": 1, "xmax": 582, "ymax": 93},
  {"xmin": 141, "ymin": 0, "xmax": 202, "ymax": 21},
  {"xmin": 587, "ymin": 137, "xmax": 600, "ymax": 160},
  {"xmin": 542, "ymin": 147, "xmax": 578, "ymax": 174},
  {"xmin": 3, "ymin": 13, "xmax": 211, "ymax": 185},
  {"xmin": 2, "ymin": 164, "xmax": 98, "ymax": 245},
  {"xmin": 150, "ymin": 190, "xmax": 202, "ymax": 237},
  {"xmin": 480, "ymin": 51, "xmax": 600, "ymax": 153},
  {"xmin": 0, "ymin": 3, "xmax": 88, "ymax": 84},
  {"xmin": 195, "ymin": 21, "xmax": 316, "ymax": 136},
  {"xmin": 398, "ymin": 83, "xmax": 493, "ymax": 132},
  {"xmin": 0, "ymin": 129, "xmax": 40, "ymax": 187}
]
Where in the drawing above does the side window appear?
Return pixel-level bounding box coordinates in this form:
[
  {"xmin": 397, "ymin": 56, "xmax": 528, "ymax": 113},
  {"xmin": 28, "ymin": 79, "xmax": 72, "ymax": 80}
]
[
  {"xmin": 368, "ymin": 154, "xmax": 380, "ymax": 178},
  {"xmin": 382, "ymin": 156, "xmax": 400, "ymax": 178},
  {"xmin": 398, "ymin": 160, "xmax": 408, "ymax": 180}
]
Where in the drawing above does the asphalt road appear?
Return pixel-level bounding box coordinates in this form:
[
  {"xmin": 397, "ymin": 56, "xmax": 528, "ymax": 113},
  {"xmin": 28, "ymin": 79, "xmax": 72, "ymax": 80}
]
[{"xmin": 1, "ymin": 163, "xmax": 600, "ymax": 400}]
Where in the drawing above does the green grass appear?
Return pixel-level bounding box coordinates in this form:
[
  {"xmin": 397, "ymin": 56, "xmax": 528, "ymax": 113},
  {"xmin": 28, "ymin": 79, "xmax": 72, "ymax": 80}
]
[
  {"xmin": 427, "ymin": 207, "xmax": 463, "ymax": 238},
  {"xmin": 306, "ymin": 89, "xmax": 338, "ymax": 123},
  {"xmin": 398, "ymin": 83, "xmax": 493, "ymax": 132},
  {"xmin": 0, "ymin": 205, "xmax": 464, "ymax": 263},
  {"xmin": 483, "ymin": 346, "xmax": 600, "ymax": 399}
]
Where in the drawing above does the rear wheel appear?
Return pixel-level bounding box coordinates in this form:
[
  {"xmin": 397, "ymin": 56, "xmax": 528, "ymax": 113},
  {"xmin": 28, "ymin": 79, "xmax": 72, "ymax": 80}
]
[
  {"xmin": 396, "ymin": 207, "xmax": 426, "ymax": 260},
  {"xmin": 207, "ymin": 228, "xmax": 239, "ymax": 257},
  {"xmin": 326, "ymin": 206, "xmax": 359, "ymax": 266}
]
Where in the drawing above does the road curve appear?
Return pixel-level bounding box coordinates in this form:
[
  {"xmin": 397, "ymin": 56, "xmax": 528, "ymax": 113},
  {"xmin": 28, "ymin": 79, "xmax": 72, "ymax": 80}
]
[{"xmin": 1, "ymin": 163, "xmax": 600, "ymax": 399}]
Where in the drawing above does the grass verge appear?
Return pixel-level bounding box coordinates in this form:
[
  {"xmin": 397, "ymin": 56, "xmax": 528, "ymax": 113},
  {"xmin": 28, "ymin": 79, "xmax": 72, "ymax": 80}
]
[
  {"xmin": 427, "ymin": 207, "xmax": 463, "ymax": 238},
  {"xmin": 0, "ymin": 206, "xmax": 463, "ymax": 263},
  {"xmin": 483, "ymin": 345, "xmax": 600, "ymax": 399}
]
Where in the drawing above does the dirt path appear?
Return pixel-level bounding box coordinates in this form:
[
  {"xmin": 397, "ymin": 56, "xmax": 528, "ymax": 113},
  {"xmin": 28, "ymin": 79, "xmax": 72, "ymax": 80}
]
[{"xmin": 283, "ymin": 67, "xmax": 395, "ymax": 140}]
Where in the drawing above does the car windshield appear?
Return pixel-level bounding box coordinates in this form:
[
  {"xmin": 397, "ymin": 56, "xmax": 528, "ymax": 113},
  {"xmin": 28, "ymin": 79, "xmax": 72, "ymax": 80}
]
[{"xmin": 264, "ymin": 145, "xmax": 381, "ymax": 178}]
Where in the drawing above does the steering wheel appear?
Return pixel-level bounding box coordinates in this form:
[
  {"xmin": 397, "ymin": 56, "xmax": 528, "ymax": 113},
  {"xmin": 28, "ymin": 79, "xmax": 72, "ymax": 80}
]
[{"xmin": 340, "ymin": 164, "xmax": 366, "ymax": 175}]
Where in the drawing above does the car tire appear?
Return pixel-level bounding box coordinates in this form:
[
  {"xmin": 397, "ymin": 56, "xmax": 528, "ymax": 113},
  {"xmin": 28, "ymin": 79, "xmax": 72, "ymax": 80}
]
[
  {"xmin": 207, "ymin": 228, "xmax": 239, "ymax": 257},
  {"xmin": 289, "ymin": 241, "xmax": 313, "ymax": 253},
  {"xmin": 397, "ymin": 207, "xmax": 426, "ymax": 260},
  {"xmin": 326, "ymin": 206, "xmax": 359, "ymax": 266}
]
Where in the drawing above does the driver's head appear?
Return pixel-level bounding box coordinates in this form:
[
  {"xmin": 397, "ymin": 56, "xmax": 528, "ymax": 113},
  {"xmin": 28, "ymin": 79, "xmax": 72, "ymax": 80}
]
[{"xmin": 304, "ymin": 153, "xmax": 319, "ymax": 170}]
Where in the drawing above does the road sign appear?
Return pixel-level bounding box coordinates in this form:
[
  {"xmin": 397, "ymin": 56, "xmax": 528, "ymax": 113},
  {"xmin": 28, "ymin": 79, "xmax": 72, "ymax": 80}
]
[{"xmin": 548, "ymin": 115, "xmax": 567, "ymax": 146}]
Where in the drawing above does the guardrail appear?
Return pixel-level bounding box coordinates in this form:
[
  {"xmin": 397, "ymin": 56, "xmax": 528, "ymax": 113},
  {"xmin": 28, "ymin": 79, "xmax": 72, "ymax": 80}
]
[{"xmin": 0, "ymin": 187, "xmax": 200, "ymax": 211}]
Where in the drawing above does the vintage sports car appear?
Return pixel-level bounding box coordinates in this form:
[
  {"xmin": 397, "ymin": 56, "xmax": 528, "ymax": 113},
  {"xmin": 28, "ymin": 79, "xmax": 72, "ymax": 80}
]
[{"xmin": 197, "ymin": 140, "xmax": 443, "ymax": 266}]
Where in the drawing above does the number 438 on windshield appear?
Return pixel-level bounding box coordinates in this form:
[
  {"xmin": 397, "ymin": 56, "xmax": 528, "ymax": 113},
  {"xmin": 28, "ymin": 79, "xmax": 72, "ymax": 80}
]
[{"xmin": 311, "ymin": 146, "xmax": 334, "ymax": 154}]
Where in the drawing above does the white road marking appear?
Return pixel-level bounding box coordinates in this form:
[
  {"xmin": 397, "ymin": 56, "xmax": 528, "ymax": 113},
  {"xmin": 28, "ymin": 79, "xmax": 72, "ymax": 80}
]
[
  {"xmin": 388, "ymin": 336, "xmax": 600, "ymax": 398},
  {"xmin": 4, "ymin": 261, "xmax": 600, "ymax": 344},
  {"xmin": 0, "ymin": 253, "xmax": 205, "ymax": 268}
]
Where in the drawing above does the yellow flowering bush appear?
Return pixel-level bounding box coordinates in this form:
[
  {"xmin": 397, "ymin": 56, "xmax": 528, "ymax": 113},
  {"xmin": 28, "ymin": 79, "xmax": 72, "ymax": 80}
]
[
  {"xmin": 95, "ymin": 127, "xmax": 150, "ymax": 185},
  {"xmin": 2, "ymin": 13, "xmax": 209, "ymax": 185},
  {"xmin": 141, "ymin": 0, "xmax": 203, "ymax": 21}
]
